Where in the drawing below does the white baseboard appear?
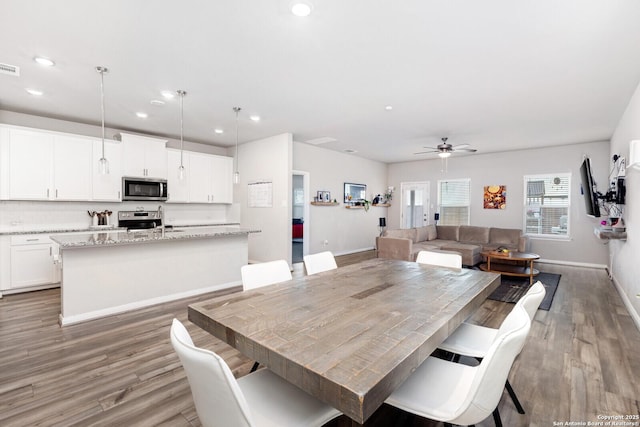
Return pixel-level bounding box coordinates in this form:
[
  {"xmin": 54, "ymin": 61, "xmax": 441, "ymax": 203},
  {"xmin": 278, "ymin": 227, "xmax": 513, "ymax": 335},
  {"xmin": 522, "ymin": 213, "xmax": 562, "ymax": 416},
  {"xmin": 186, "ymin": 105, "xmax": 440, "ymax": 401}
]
[
  {"xmin": 611, "ymin": 273, "xmax": 640, "ymax": 332},
  {"xmin": 537, "ymin": 258, "xmax": 607, "ymax": 269},
  {"xmin": 59, "ymin": 281, "xmax": 240, "ymax": 326},
  {"xmin": 334, "ymin": 246, "xmax": 376, "ymax": 257}
]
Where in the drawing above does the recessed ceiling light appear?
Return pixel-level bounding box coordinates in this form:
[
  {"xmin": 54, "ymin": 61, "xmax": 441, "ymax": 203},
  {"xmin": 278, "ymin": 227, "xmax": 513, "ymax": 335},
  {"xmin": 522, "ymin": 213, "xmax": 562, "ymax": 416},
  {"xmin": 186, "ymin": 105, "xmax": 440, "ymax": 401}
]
[
  {"xmin": 385, "ymin": 105, "xmax": 393, "ymax": 111},
  {"xmin": 214, "ymin": 128, "xmax": 224, "ymax": 134},
  {"xmin": 291, "ymin": 2, "xmax": 312, "ymax": 16},
  {"xmin": 161, "ymin": 90, "xmax": 175, "ymax": 99},
  {"xmin": 150, "ymin": 99, "xmax": 165, "ymax": 106},
  {"xmin": 136, "ymin": 112, "xmax": 148, "ymax": 119},
  {"xmin": 25, "ymin": 88, "xmax": 43, "ymax": 96},
  {"xmin": 249, "ymin": 115, "xmax": 261, "ymax": 122},
  {"xmin": 34, "ymin": 56, "xmax": 55, "ymax": 67}
]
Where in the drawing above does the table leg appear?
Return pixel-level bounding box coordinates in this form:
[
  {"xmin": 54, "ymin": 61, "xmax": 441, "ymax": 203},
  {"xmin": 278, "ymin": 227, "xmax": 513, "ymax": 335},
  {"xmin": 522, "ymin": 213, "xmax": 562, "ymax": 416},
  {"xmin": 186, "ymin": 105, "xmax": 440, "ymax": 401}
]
[{"xmin": 529, "ymin": 259, "xmax": 533, "ymax": 285}]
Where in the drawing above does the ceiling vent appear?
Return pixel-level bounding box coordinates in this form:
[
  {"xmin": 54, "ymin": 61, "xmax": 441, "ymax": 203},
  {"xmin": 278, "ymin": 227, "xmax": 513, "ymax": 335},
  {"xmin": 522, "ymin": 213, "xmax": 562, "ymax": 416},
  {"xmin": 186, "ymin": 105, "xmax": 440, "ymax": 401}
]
[
  {"xmin": 0, "ymin": 62, "xmax": 20, "ymax": 77},
  {"xmin": 305, "ymin": 136, "xmax": 337, "ymax": 145}
]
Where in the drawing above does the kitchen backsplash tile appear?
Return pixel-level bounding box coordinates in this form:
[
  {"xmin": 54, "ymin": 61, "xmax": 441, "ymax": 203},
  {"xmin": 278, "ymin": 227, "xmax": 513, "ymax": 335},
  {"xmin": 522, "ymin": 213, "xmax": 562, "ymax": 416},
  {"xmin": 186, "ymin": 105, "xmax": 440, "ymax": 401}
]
[{"xmin": 0, "ymin": 200, "xmax": 231, "ymax": 232}]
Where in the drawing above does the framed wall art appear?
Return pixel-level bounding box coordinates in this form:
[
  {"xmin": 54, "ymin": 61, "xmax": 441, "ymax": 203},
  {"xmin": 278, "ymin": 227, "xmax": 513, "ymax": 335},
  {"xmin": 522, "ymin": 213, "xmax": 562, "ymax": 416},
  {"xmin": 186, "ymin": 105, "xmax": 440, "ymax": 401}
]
[{"xmin": 484, "ymin": 185, "xmax": 506, "ymax": 209}]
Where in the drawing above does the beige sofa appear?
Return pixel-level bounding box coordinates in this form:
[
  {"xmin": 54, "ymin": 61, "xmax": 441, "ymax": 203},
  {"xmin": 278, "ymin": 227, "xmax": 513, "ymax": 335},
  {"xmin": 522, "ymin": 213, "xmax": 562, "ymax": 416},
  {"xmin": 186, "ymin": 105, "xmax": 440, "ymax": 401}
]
[{"xmin": 376, "ymin": 225, "xmax": 528, "ymax": 266}]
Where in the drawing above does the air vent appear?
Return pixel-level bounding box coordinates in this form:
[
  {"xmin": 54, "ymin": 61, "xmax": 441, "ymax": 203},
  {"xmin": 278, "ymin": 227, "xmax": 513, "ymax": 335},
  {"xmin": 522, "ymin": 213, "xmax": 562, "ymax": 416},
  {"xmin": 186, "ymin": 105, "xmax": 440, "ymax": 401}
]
[
  {"xmin": 305, "ymin": 137, "xmax": 337, "ymax": 145},
  {"xmin": 0, "ymin": 62, "xmax": 20, "ymax": 76}
]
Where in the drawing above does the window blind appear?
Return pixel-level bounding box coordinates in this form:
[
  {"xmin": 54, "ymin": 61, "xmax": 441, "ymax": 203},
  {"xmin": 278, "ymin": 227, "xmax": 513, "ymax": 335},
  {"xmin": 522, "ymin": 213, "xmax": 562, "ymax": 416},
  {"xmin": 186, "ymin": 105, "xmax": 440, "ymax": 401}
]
[
  {"xmin": 438, "ymin": 179, "xmax": 470, "ymax": 225},
  {"xmin": 524, "ymin": 174, "xmax": 570, "ymax": 237}
]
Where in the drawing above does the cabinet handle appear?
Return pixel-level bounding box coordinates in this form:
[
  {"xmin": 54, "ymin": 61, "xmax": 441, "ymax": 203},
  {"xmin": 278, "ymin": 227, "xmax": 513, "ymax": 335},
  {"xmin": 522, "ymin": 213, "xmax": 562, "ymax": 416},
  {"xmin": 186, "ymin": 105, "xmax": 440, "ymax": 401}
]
[
  {"xmin": 47, "ymin": 188, "xmax": 50, "ymax": 198},
  {"xmin": 50, "ymin": 247, "xmax": 52, "ymax": 256},
  {"xmin": 56, "ymin": 189, "xmax": 58, "ymax": 198},
  {"xmin": 118, "ymin": 191, "xmax": 121, "ymax": 199},
  {"xmin": 26, "ymin": 238, "xmax": 39, "ymax": 242}
]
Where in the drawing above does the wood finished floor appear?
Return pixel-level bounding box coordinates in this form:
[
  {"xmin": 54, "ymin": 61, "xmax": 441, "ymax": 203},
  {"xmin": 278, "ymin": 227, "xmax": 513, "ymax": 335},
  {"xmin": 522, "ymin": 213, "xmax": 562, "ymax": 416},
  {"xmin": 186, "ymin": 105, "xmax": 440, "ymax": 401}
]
[{"xmin": 1, "ymin": 250, "xmax": 639, "ymax": 426}]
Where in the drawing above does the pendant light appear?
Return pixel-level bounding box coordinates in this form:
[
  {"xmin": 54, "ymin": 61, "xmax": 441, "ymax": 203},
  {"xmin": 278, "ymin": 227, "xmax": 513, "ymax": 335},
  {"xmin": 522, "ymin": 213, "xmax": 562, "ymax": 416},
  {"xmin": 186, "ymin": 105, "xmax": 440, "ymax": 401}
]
[
  {"xmin": 177, "ymin": 90, "xmax": 187, "ymax": 180},
  {"xmin": 233, "ymin": 106, "xmax": 242, "ymax": 184},
  {"xmin": 96, "ymin": 66, "xmax": 109, "ymax": 174}
]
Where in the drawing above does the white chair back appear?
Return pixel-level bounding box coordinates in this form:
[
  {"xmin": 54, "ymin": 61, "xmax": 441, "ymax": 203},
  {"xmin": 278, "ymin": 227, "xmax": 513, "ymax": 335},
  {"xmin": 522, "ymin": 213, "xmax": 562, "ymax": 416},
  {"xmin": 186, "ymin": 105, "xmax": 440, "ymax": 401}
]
[
  {"xmin": 453, "ymin": 305, "xmax": 531, "ymax": 425},
  {"xmin": 416, "ymin": 250, "xmax": 462, "ymax": 268},
  {"xmin": 170, "ymin": 319, "xmax": 253, "ymax": 427},
  {"xmin": 303, "ymin": 251, "xmax": 338, "ymax": 275},
  {"xmin": 241, "ymin": 260, "xmax": 292, "ymax": 291},
  {"xmin": 514, "ymin": 280, "xmax": 546, "ymax": 321}
]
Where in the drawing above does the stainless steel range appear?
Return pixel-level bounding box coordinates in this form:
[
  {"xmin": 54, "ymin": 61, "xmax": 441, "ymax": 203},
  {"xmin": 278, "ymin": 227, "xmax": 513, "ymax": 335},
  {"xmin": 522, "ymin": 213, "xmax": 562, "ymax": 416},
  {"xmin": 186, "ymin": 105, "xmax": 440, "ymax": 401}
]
[{"xmin": 118, "ymin": 209, "xmax": 162, "ymax": 230}]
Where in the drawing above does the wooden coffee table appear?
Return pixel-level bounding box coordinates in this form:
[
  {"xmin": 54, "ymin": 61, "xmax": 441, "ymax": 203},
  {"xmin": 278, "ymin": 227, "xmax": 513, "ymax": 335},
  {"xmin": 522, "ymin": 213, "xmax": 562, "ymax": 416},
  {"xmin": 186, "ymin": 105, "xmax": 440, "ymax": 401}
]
[{"xmin": 479, "ymin": 251, "xmax": 540, "ymax": 284}]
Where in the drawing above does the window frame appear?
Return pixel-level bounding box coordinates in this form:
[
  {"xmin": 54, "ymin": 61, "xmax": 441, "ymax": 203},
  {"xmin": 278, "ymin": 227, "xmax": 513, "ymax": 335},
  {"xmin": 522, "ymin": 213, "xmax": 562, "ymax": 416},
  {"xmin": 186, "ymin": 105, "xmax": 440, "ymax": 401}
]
[
  {"xmin": 437, "ymin": 178, "xmax": 471, "ymax": 226},
  {"xmin": 523, "ymin": 173, "xmax": 571, "ymax": 240}
]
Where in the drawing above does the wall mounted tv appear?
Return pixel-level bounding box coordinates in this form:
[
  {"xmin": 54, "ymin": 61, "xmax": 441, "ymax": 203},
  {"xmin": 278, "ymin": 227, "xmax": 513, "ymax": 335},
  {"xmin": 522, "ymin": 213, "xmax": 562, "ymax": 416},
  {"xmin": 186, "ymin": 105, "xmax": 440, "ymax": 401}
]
[{"xmin": 579, "ymin": 157, "xmax": 600, "ymax": 218}]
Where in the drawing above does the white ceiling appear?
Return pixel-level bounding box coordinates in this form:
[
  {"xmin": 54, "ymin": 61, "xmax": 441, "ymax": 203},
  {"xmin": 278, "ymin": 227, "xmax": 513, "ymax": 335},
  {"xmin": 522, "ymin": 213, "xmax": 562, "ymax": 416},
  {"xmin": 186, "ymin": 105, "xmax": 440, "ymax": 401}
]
[{"xmin": 2, "ymin": 0, "xmax": 640, "ymax": 163}]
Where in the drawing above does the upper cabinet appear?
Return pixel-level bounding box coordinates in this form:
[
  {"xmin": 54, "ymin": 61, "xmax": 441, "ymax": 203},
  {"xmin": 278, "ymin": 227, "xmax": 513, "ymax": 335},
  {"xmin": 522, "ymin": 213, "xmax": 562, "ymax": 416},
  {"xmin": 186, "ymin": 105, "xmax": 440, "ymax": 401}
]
[
  {"xmin": 0, "ymin": 125, "xmax": 228, "ymax": 204},
  {"xmin": 166, "ymin": 149, "xmax": 190, "ymax": 203},
  {"xmin": 120, "ymin": 133, "xmax": 168, "ymax": 179},
  {"xmin": 0, "ymin": 126, "xmax": 92, "ymax": 201},
  {"xmin": 210, "ymin": 154, "xmax": 233, "ymax": 204},
  {"xmin": 52, "ymin": 134, "xmax": 93, "ymax": 200},
  {"xmin": 166, "ymin": 149, "xmax": 233, "ymax": 204},
  {"xmin": 92, "ymin": 139, "xmax": 123, "ymax": 201}
]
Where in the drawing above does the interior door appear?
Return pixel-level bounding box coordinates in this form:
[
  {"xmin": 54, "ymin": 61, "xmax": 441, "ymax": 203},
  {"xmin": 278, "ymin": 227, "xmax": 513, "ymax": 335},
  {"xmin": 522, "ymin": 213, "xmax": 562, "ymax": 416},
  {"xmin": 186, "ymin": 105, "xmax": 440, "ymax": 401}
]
[{"xmin": 400, "ymin": 182, "xmax": 430, "ymax": 228}]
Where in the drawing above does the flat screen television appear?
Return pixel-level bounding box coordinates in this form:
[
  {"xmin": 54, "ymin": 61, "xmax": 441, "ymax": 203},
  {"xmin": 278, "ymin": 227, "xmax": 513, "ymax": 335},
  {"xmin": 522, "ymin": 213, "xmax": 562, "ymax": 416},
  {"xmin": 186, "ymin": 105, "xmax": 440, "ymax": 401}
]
[{"xmin": 579, "ymin": 157, "xmax": 600, "ymax": 218}]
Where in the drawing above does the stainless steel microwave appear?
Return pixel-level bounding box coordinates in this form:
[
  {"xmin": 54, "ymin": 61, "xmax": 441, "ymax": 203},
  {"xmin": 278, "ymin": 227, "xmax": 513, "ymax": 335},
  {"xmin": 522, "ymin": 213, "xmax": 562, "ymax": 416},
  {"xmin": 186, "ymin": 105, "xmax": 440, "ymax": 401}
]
[{"xmin": 122, "ymin": 177, "xmax": 168, "ymax": 201}]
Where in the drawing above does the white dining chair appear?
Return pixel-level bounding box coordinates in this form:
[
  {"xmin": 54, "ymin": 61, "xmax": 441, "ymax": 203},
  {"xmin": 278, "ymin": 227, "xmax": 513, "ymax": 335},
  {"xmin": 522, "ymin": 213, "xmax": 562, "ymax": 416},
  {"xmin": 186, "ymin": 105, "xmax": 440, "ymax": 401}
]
[
  {"xmin": 416, "ymin": 250, "xmax": 462, "ymax": 268},
  {"xmin": 241, "ymin": 260, "xmax": 292, "ymax": 291},
  {"xmin": 170, "ymin": 319, "xmax": 342, "ymax": 427},
  {"xmin": 385, "ymin": 304, "xmax": 531, "ymax": 427},
  {"xmin": 438, "ymin": 280, "xmax": 546, "ymax": 415},
  {"xmin": 303, "ymin": 251, "xmax": 338, "ymax": 275}
]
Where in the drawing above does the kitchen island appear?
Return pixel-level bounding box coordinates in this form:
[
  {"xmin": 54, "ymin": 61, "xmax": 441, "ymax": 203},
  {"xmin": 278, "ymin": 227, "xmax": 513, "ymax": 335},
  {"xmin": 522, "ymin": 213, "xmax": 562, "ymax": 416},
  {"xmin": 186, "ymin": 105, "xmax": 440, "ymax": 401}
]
[{"xmin": 51, "ymin": 226, "xmax": 259, "ymax": 325}]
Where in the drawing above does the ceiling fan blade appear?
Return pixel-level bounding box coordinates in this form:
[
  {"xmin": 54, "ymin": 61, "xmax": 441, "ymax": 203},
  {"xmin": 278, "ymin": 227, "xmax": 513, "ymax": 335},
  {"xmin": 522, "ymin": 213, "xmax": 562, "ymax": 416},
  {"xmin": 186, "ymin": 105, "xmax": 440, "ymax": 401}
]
[
  {"xmin": 453, "ymin": 143, "xmax": 470, "ymax": 149},
  {"xmin": 413, "ymin": 150, "xmax": 439, "ymax": 155},
  {"xmin": 454, "ymin": 148, "xmax": 477, "ymax": 152}
]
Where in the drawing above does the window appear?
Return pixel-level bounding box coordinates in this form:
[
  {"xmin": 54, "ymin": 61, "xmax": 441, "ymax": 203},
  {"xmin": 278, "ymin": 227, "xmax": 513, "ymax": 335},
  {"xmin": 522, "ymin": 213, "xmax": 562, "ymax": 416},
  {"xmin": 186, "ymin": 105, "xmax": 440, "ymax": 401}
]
[
  {"xmin": 437, "ymin": 179, "xmax": 470, "ymax": 225},
  {"xmin": 523, "ymin": 174, "xmax": 570, "ymax": 238}
]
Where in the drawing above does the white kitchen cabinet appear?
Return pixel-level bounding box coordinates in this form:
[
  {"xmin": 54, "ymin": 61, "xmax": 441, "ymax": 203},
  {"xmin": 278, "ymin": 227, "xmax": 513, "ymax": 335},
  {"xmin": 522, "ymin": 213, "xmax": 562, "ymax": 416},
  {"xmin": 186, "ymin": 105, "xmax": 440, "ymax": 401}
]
[
  {"xmin": 189, "ymin": 152, "xmax": 214, "ymax": 203},
  {"xmin": 53, "ymin": 134, "xmax": 93, "ymax": 200},
  {"xmin": 120, "ymin": 133, "xmax": 168, "ymax": 179},
  {"xmin": 3, "ymin": 127, "xmax": 53, "ymax": 200},
  {"xmin": 210, "ymin": 154, "xmax": 233, "ymax": 204},
  {"xmin": 0, "ymin": 126, "xmax": 93, "ymax": 201},
  {"xmin": 0, "ymin": 235, "xmax": 9, "ymax": 294},
  {"xmin": 166, "ymin": 149, "xmax": 189, "ymax": 203},
  {"xmin": 9, "ymin": 234, "xmax": 59, "ymax": 289},
  {"xmin": 165, "ymin": 151, "xmax": 233, "ymax": 204},
  {"xmin": 92, "ymin": 139, "xmax": 123, "ymax": 201}
]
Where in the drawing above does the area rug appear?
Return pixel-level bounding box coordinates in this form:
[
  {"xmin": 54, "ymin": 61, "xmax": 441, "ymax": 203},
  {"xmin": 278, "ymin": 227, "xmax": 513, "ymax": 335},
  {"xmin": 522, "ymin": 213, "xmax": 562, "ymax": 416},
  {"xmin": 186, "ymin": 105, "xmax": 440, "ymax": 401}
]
[{"xmin": 487, "ymin": 272, "xmax": 561, "ymax": 311}]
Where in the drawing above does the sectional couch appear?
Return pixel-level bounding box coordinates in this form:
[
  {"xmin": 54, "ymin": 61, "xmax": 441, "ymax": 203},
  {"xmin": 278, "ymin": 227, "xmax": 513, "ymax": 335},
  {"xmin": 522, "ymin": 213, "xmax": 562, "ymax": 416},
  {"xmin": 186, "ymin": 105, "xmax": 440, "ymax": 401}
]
[{"xmin": 376, "ymin": 225, "xmax": 528, "ymax": 266}]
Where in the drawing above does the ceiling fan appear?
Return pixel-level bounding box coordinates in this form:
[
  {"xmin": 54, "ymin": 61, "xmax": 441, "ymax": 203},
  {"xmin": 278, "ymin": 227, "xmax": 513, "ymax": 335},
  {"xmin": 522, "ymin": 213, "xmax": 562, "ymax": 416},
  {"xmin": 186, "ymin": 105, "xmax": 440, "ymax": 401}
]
[{"xmin": 414, "ymin": 137, "xmax": 478, "ymax": 158}]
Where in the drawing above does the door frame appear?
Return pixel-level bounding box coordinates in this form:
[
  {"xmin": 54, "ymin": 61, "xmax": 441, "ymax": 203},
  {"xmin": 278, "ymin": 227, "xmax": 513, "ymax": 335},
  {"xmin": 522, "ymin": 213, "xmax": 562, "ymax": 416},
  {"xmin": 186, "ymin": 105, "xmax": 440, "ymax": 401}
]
[
  {"xmin": 292, "ymin": 170, "xmax": 310, "ymax": 260},
  {"xmin": 400, "ymin": 181, "xmax": 430, "ymax": 229}
]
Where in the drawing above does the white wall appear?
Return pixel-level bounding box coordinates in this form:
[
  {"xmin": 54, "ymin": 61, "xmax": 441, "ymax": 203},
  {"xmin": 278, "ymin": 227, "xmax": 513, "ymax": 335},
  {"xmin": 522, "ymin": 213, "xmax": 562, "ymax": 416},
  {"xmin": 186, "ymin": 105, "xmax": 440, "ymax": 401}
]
[
  {"xmin": 610, "ymin": 81, "xmax": 640, "ymax": 327},
  {"xmin": 237, "ymin": 133, "xmax": 292, "ymax": 264},
  {"xmin": 293, "ymin": 142, "xmax": 388, "ymax": 256},
  {"xmin": 387, "ymin": 141, "xmax": 610, "ymax": 266}
]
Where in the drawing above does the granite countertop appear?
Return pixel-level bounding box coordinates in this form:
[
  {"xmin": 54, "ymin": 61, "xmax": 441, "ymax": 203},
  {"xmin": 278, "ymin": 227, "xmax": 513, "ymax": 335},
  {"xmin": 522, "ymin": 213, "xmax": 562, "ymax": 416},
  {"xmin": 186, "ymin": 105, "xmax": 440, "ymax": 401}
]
[
  {"xmin": 0, "ymin": 223, "xmax": 240, "ymax": 236},
  {"xmin": 50, "ymin": 226, "xmax": 260, "ymax": 249}
]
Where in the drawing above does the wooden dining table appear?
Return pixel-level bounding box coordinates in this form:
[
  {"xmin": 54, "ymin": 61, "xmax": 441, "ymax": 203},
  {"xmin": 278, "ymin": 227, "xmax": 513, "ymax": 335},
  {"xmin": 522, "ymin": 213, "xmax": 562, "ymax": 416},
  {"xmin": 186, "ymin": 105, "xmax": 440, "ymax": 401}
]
[{"xmin": 188, "ymin": 258, "xmax": 500, "ymax": 425}]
